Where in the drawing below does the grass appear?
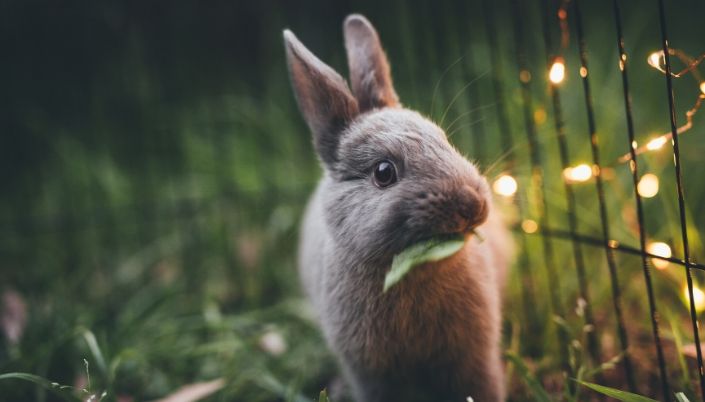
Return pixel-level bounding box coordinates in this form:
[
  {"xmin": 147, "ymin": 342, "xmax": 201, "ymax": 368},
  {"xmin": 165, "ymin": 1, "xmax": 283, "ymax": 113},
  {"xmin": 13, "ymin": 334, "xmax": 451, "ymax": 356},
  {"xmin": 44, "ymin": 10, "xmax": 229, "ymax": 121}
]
[{"xmin": 2, "ymin": 0, "xmax": 705, "ymax": 401}]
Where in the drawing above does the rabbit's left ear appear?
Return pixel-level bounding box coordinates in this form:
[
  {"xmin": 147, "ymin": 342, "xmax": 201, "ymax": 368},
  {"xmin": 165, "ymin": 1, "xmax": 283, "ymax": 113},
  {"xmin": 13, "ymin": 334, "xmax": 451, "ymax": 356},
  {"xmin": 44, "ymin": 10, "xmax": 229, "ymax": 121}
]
[{"xmin": 343, "ymin": 14, "xmax": 399, "ymax": 112}]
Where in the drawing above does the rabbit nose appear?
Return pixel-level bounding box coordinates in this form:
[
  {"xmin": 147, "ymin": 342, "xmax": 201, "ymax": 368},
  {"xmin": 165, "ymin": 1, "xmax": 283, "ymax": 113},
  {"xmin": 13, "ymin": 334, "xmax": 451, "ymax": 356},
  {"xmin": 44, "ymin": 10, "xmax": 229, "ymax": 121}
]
[{"xmin": 454, "ymin": 184, "xmax": 488, "ymax": 233}]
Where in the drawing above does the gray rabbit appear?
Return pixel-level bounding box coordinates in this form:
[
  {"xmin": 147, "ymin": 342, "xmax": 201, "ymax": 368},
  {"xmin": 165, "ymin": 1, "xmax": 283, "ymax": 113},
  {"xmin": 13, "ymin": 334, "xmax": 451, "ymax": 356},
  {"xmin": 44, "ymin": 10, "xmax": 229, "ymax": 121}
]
[{"xmin": 284, "ymin": 14, "xmax": 511, "ymax": 402}]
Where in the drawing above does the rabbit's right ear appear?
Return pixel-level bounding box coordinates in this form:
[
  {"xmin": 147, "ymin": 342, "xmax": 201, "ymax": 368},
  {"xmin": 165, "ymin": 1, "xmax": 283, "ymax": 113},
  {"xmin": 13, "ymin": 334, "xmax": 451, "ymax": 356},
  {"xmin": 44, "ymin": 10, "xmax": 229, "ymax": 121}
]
[{"xmin": 284, "ymin": 30, "xmax": 359, "ymax": 165}]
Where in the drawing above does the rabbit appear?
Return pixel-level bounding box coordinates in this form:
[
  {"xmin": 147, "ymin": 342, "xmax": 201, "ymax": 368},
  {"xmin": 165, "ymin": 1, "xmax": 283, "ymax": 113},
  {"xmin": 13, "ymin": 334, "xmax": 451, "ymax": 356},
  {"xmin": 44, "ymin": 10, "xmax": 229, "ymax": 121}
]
[{"xmin": 284, "ymin": 14, "xmax": 511, "ymax": 402}]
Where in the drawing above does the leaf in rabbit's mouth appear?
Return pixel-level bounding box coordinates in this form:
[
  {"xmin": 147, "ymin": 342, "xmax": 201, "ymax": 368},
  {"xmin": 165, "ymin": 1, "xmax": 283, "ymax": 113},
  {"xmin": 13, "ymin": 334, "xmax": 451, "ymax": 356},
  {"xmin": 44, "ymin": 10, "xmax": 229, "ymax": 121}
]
[{"xmin": 383, "ymin": 233, "xmax": 466, "ymax": 292}]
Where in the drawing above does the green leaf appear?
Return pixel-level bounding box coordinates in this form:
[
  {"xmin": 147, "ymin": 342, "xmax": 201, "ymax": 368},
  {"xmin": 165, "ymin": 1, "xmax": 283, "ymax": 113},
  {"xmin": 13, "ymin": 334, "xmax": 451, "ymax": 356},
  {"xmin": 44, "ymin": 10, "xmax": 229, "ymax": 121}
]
[
  {"xmin": 504, "ymin": 353, "xmax": 552, "ymax": 402},
  {"xmin": 0, "ymin": 373, "xmax": 80, "ymax": 401},
  {"xmin": 665, "ymin": 308, "xmax": 691, "ymax": 385},
  {"xmin": 383, "ymin": 234, "xmax": 465, "ymax": 292},
  {"xmin": 675, "ymin": 392, "xmax": 691, "ymax": 402},
  {"xmin": 575, "ymin": 380, "xmax": 658, "ymax": 402}
]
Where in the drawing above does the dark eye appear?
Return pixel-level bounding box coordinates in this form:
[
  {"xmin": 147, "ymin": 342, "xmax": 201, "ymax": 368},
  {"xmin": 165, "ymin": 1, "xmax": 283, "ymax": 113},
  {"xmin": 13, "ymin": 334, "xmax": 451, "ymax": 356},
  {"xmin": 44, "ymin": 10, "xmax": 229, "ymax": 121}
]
[{"xmin": 373, "ymin": 160, "xmax": 397, "ymax": 188}]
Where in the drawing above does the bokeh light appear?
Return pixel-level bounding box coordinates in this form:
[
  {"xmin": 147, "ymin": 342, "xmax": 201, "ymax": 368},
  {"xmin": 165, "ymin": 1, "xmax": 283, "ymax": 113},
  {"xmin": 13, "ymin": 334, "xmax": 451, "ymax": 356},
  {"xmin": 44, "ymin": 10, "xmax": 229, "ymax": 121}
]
[
  {"xmin": 637, "ymin": 173, "xmax": 659, "ymax": 198},
  {"xmin": 563, "ymin": 164, "xmax": 592, "ymax": 183},
  {"xmin": 683, "ymin": 284, "xmax": 705, "ymax": 314},
  {"xmin": 493, "ymin": 175, "xmax": 518, "ymax": 197},
  {"xmin": 549, "ymin": 58, "xmax": 566, "ymax": 84},
  {"xmin": 647, "ymin": 241, "xmax": 671, "ymax": 270},
  {"xmin": 521, "ymin": 219, "xmax": 538, "ymax": 234}
]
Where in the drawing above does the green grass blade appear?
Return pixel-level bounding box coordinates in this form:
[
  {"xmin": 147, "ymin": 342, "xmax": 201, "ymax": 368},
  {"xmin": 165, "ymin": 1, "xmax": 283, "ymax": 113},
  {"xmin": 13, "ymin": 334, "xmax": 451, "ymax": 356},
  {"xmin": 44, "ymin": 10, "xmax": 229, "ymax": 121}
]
[
  {"xmin": 80, "ymin": 329, "xmax": 108, "ymax": 379},
  {"xmin": 0, "ymin": 373, "xmax": 80, "ymax": 401},
  {"xmin": 575, "ymin": 380, "xmax": 658, "ymax": 401},
  {"xmin": 665, "ymin": 308, "xmax": 692, "ymax": 386},
  {"xmin": 675, "ymin": 392, "xmax": 691, "ymax": 402},
  {"xmin": 504, "ymin": 352, "xmax": 552, "ymax": 402}
]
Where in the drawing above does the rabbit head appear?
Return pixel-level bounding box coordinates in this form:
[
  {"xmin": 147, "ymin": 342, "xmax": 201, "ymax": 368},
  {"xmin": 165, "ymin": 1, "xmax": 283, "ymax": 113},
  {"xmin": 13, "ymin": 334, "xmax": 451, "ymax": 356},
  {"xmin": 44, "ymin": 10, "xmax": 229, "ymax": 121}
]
[{"xmin": 284, "ymin": 15, "xmax": 490, "ymax": 262}]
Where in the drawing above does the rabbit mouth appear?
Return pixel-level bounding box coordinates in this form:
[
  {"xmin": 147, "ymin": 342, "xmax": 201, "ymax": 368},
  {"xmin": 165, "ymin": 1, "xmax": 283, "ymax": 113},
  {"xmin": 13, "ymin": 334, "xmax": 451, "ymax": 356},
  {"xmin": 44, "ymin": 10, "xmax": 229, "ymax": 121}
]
[{"xmin": 401, "ymin": 228, "xmax": 475, "ymax": 253}]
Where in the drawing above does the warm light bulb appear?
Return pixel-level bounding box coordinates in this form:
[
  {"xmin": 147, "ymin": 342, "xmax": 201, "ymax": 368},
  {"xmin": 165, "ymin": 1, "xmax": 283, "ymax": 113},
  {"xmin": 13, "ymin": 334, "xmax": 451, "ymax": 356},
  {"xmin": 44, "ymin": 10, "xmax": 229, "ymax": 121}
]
[
  {"xmin": 700, "ymin": 81, "xmax": 705, "ymax": 95},
  {"xmin": 521, "ymin": 219, "xmax": 538, "ymax": 234},
  {"xmin": 637, "ymin": 173, "xmax": 659, "ymax": 198},
  {"xmin": 648, "ymin": 51, "xmax": 662, "ymax": 68},
  {"xmin": 683, "ymin": 284, "xmax": 705, "ymax": 314},
  {"xmin": 563, "ymin": 164, "xmax": 592, "ymax": 183},
  {"xmin": 549, "ymin": 58, "xmax": 566, "ymax": 84},
  {"xmin": 493, "ymin": 175, "xmax": 518, "ymax": 197},
  {"xmin": 647, "ymin": 241, "xmax": 671, "ymax": 270},
  {"xmin": 646, "ymin": 136, "xmax": 668, "ymax": 151}
]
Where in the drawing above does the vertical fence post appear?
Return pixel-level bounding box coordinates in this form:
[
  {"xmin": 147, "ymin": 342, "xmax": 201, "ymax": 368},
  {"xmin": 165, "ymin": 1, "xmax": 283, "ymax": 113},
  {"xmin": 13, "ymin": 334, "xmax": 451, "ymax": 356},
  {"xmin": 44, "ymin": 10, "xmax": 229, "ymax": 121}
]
[
  {"xmin": 612, "ymin": 0, "xmax": 671, "ymax": 399},
  {"xmin": 572, "ymin": 0, "xmax": 636, "ymax": 391},
  {"xmin": 656, "ymin": 0, "xmax": 705, "ymax": 399}
]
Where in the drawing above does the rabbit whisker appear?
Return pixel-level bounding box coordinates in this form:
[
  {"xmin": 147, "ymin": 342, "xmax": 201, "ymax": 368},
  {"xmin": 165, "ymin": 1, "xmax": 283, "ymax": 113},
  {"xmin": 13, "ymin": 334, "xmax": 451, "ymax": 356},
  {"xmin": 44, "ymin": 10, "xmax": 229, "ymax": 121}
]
[
  {"xmin": 439, "ymin": 70, "xmax": 490, "ymax": 128},
  {"xmin": 429, "ymin": 56, "xmax": 464, "ymax": 117}
]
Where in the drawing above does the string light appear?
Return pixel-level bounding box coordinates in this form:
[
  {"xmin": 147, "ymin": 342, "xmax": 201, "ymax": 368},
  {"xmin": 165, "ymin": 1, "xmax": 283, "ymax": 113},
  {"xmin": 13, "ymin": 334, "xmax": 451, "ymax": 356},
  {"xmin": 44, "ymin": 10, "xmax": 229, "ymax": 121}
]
[
  {"xmin": 648, "ymin": 51, "xmax": 663, "ymax": 69},
  {"xmin": 647, "ymin": 241, "xmax": 671, "ymax": 270},
  {"xmin": 549, "ymin": 57, "xmax": 566, "ymax": 84},
  {"xmin": 619, "ymin": 48, "xmax": 705, "ymax": 164},
  {"xmin": 493, "ymin": 174, "xmax": 518, "ymax": 197},
  {"xmin": 637, "ymin": 173, "xmax": 659, "ymax": 198},
  {"xmin": 683, "ymin": 284, "xmax": 705, "ymax": 314},
  {"xmin": 646, "ymin": 49, "xmax": 705, "ymax": 78},
  {"xmin": 521, "ymin": 219, "xmax": 538, "ymax": 234},
  {"xmin": 646, "ymin": 136, "xmax": 668, "ymax": 151},
  {"xmin": 563, "ymin": 164, "xmax": 593, "ymax": 183}
]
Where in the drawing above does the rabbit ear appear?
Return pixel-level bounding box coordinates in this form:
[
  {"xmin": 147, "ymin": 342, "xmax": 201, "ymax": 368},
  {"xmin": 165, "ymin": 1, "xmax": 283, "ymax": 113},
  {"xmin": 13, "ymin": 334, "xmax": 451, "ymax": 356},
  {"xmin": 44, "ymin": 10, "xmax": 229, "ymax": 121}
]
[
  {"xmin": 343, "ymin": 14, "xmax": 399, "ymax": 112},
  {"xmin": 284, "ymin": 29, "xmax": 359, "ymax": 165}
]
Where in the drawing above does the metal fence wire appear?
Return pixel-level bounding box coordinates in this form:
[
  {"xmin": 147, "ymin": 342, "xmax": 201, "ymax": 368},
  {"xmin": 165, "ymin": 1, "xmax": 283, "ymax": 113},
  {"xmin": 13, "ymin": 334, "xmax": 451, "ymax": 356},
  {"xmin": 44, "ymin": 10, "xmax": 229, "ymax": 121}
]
[{"xmin": 490, "ymin": 0, "xmax": 705, "ymax": 400}]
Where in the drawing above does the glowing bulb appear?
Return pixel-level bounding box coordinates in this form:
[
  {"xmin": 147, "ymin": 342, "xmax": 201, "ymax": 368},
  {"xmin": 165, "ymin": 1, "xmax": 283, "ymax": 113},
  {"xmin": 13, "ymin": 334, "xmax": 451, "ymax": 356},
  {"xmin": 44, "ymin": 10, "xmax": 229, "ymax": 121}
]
[
  {"xmin": 521, "ymin": 219, "xmax": 538, "ymax": 234},
  {"xmin": 647, "ymin": 241, "xmax": 671, "ymax": 270},
  {"xmin": 637, "ymin": 173, "xmax": 659, "ymax": 198},
  {"xmin": 579, "ymin": 67, "xmax": 588, "ymax": 78},
  {"xmin": 700, "ymin": 81, "xmax": 705, "ymax": 95},
  {"xmin": 646, "ymin": 136, "xmax": 668, "ymax": 151},
  {"xmin": 549, "ymin": 58, "xmax": 566, "ymax": 84},
  {"xmin": 648, "ymin": 51, "xmax": 662, "ymax": 68},
  {"xmin": 493, "ymin": 175, "xmax": 518, "ymax": 197},
  {"xmin": 683, "ymin": 284, "xmax": 705, "ymax": 314},
  {"xmin": 563, "ymin": 164, "xmax": 592, "ymax": 183}
]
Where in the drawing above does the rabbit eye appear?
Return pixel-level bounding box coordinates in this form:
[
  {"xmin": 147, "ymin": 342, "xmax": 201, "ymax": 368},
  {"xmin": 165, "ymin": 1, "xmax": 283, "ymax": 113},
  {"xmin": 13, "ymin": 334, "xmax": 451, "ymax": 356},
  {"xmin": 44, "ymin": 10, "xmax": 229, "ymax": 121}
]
[{"xmin": 373, "ymin": 160, "xmax": 397, "ymax": 188}]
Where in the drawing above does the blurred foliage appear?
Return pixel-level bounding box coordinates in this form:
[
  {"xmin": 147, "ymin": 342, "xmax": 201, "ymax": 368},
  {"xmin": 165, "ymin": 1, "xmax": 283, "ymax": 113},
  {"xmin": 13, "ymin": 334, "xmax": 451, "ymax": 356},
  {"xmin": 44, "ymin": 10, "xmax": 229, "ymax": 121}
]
[{"xmin": 1, "ymin": 0, "xmax": 705, "ymax": 400}]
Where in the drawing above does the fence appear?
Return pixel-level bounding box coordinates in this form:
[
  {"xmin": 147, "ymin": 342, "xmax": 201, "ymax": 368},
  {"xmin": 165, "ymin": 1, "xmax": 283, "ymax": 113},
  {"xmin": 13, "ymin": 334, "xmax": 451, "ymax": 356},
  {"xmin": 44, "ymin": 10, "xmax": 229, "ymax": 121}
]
[{"xmin": 486, "ymin": 0, "xmax": 705, "ymax": 400}]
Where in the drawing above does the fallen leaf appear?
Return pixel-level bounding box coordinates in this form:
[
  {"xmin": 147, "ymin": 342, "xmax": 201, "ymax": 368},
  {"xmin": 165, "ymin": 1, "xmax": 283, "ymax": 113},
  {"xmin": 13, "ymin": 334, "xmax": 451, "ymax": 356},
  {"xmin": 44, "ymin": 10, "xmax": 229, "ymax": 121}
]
[
  {"xmin": 681, "ymin": 343, "xmax": 705, "ymax": 359},
  {"xmin": 153, "ymin": 378, "xmax": 225, "ymax": 402}
]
